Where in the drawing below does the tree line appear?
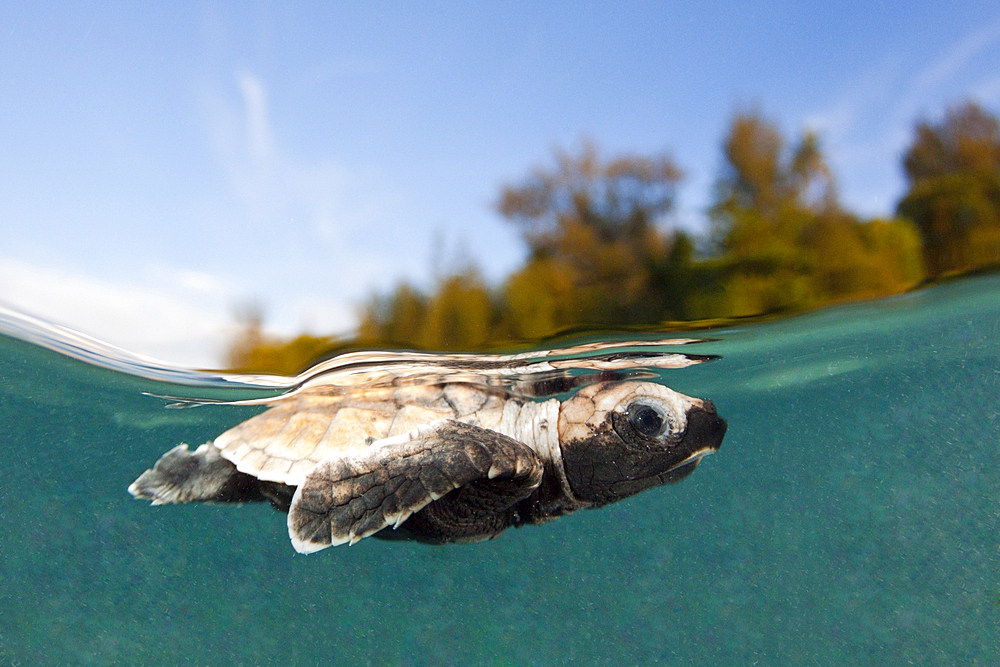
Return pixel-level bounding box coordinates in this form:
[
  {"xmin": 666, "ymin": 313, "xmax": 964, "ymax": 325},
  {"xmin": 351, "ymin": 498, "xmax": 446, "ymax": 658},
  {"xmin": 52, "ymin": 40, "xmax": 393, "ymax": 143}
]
[{"xmin": 227, "ymin": 100, "xmax": 1000, "ymax": 374}]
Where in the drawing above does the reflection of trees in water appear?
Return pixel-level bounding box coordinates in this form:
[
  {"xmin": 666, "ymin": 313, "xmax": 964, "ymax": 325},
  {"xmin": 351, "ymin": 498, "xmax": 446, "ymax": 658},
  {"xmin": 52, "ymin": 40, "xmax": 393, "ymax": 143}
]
[{"xmin": 228, "ymin": 102, "xmax": 1000, "ymax": 373}]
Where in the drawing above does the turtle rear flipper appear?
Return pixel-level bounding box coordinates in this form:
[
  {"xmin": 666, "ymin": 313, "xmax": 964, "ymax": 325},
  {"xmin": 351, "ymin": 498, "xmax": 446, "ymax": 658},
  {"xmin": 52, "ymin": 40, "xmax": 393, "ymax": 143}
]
[
  {"xmin": 287, "ymin": 420, "xmax": 545, "ymax": 553},
  {"xmin": 128, "ymin": 443, "xmax": 293, "ymax": 510}
]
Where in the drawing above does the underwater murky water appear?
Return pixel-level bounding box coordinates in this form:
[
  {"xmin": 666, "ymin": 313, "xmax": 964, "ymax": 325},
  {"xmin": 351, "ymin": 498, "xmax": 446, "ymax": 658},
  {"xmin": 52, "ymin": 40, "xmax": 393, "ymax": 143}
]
[{"xmin": 1, "ymin": 275, "xmax": 998, "ymax": 665}]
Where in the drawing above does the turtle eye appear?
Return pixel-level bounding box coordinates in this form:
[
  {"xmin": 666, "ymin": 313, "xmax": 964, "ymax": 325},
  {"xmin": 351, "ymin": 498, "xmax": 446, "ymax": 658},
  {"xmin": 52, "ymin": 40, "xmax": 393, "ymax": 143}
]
[{"xmin": 627, "ymin": 402, "xmax": 667, "ymax": 438}]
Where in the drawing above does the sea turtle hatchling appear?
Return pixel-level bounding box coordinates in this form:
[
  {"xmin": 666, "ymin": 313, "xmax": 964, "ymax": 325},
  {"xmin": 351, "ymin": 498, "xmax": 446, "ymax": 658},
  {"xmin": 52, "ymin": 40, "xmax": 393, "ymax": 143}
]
[{"xmin": 129, "ymin": 340, "xmax": 727, "ymax": 553}]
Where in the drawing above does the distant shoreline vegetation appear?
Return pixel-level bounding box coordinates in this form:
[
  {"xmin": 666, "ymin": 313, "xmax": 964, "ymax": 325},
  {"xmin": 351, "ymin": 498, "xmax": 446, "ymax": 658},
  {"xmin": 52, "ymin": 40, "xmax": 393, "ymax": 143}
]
[{"xmin": 227, "ymin": 101, "xmax": 1000, "ymax": 375}]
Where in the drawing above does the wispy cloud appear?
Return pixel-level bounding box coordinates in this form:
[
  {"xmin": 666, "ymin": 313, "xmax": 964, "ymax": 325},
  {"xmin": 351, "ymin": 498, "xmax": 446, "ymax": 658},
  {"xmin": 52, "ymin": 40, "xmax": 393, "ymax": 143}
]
[
  {"xmin": 200, "ymin": 71, "xmax": 414, "ymax": 335},
  {"xmin": 238, "ymin": 72, "xmax": 275, "ymax": 167},
  {"xmin": 903, "ymin": 22, "xmax": 1000, "ymax": 108},
  {"xmin": 204, "ymin": 71, "xmax": 378, "ymax": 236},
  {"xmin": 803, "ymin": 55, "xmax": 904, "ymax": 139},
  {"xmin": 803, "ymin": 23, "xmax": 1000, "ymax": 217},
  {"xmin": 3, "ymin": 71, "xmax": 415, "ymax": 369},
  {"xmin": 0, "ymin": 256, "xmax": 238, "ymax": 367}
]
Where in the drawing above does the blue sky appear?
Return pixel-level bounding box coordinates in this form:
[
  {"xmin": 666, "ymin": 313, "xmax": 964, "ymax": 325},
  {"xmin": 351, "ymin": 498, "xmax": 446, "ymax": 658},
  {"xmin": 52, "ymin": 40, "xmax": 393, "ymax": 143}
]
[{"xmin": 2, "ymin": 1, "xmax": 999, "ymax": 367}]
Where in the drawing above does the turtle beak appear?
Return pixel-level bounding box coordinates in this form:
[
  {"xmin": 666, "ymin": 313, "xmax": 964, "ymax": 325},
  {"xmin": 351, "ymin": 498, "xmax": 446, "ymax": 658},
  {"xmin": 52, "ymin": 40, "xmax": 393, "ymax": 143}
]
[
  {"xmin": 682, "ymin": 400, "xmax": 727, "ymax": 458},
  {"xmin": 655, "ymin": 401, "xmax": 726, "ymax": 484}
]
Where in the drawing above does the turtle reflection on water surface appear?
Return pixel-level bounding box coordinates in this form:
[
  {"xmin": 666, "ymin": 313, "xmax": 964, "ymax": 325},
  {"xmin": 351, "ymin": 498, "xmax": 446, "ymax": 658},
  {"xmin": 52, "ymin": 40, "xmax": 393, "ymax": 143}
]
[{"xmin": 129, "ymin": 340, "xmax": 727, "ymax": 553}]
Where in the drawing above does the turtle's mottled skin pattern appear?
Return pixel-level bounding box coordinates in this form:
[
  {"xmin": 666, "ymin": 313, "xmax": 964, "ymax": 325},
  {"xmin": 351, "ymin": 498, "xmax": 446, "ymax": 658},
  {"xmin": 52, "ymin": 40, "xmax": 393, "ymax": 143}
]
[
  {"xmin": 214, "ymin": 383, "xmax": 558, "ymax": 490},
  {"xmin": 130, "ymin": 364, "xmax": 726, "ymax": 553}
]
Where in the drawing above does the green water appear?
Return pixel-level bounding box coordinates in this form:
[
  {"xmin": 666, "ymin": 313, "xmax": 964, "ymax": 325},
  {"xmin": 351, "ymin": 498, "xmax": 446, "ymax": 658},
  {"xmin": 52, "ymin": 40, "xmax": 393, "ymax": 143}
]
[{"xmin": 1, "ymin": 276, "xmax": 998, "ymax": 665}]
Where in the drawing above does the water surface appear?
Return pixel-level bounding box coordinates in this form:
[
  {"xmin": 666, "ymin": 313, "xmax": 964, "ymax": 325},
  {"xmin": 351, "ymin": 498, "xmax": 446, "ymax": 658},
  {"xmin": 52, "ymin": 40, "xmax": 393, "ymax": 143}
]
[{"xmin": 1, "ymin": 276, "xmax": 998, "ymax": 665}]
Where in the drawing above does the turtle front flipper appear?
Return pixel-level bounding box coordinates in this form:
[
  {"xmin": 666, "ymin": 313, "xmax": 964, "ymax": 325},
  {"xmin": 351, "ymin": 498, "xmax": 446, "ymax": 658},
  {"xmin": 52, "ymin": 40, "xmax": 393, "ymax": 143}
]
[{"xmin": 287, "ymin": 420, "xmax": 545, "ymax": 553}]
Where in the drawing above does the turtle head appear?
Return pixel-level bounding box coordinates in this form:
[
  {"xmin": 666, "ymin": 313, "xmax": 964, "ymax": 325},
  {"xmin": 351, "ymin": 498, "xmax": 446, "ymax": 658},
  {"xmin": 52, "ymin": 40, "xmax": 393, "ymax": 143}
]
[{"xmin": 557, "ymin": 381, "xmax": 726, "ymax": 506}]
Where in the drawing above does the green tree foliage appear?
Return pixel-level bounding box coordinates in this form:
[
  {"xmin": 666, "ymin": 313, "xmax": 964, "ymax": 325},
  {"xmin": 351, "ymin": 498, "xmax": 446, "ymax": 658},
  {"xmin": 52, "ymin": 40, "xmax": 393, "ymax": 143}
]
[
  {"xmin": 703, "ymin": 112, "xmax": 923, "ymax": 317},
  {"xmin": 226, "ymin": 303, "xmax": 339, "ymax": 375},
  {"xmin": 897, "ymin": 101, "xmax": 1000, "ymax": 277},
  {"xmin": 497, "ymin": 141, "xmax": 682, "ymax": 251},
  {"xmin": 225, "ymin": 105, "xmax": 1000, "ymax": 372},
  {"xmin": 355, "ymin": 282, "xmax": 427, "ymax": 347},
  {"xmin": 497, "ymin": 142, "xmax": 690, "ymax": 336},
  {"xmin": 415, "ymin": 272, "xmax": 495, "ymax": 350},
  {"xmin": 356, "ymin": 270, "xmax": 497, "ymax": 351}
]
